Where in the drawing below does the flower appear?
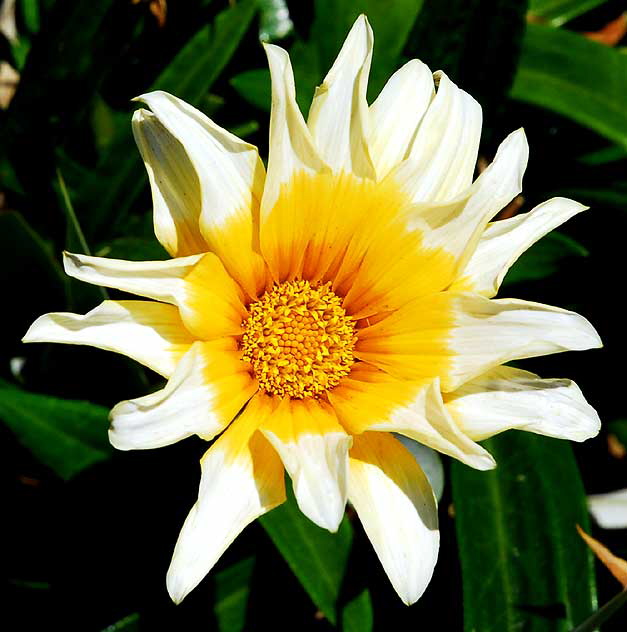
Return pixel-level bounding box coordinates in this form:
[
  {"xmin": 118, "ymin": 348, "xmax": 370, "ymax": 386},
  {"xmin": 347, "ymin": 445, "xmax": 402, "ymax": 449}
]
[{"xmin": 24, "ymin": 15, "xmax": 602, "ymax": 606}]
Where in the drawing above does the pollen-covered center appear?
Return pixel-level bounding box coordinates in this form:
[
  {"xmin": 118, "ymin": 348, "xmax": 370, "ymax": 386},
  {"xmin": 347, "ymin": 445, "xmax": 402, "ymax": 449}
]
[{"xmin": 241, "ymin": 280, "xmax": 357, "ymax": 399}]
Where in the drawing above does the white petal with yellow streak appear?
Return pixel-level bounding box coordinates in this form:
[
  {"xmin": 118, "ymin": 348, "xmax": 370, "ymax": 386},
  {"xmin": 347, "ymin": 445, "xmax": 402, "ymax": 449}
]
[
  {"xmin": 445, "ymin": 365, "xmax": 600, "ymax": 442},
  {"xmin": 132, "ymin": 108, "xmax": 208, "ymax": 257},
  {"xmin": 136, "ymin": 91, "xmax": 266, "ymax": 297},
  {"xmin": 63, "ymin": 251, "xmax": 247, "ymax": 340},
  {"xmin": 340, "ymin": 129, "xmax": 528, "ymax": 319},
  {"xmin": 445, "ymin": 295, "xmax": 602, "ymax": 390},
  {"xmin": 357, "ymin": 292, "xmax": 601, "ymax": 392},
  {"xmin": 329, "ymin": 367, "xmax": 495, "ymax": 470},
  {"xmin": 349, "ymin": 432, "xmax": 439, "ymax": 605},
  {"xmin": 260, "ymin": 398, "xmax": 351, "ymax": 531},
  {"xmin": 368, "ymin": 59, "xmax": 434, "ymax": 179},
  {"xmin": 260, "ymin": 44, "xmax": 327, "ymax": 280},
  {"xmin": 391, "ymin": 71, "xmax": 482, "ymax": 203},
  {"xmin": 307, "ymin": 14, "xmax": 375, "ymax": 179},
  {"xmin": 167, "ymin": 396, "xmax": 285, "ymax": 603},
  {"xmin": 22, "ymin": 300, "xmax": 192, "ymax": 377},
  {"xmin": 109, "ymin": 339, "xmax": 257, "ymax": 450},
  {"xmin": 450, "ymin": 197, "xmax": 587, "ymax": 297}
]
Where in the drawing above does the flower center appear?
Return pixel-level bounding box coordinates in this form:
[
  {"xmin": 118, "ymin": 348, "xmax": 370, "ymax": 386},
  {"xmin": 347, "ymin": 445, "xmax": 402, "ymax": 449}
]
[{"xmin": 241, "ymin": 280, "xmax": 357, "ymax": 399}]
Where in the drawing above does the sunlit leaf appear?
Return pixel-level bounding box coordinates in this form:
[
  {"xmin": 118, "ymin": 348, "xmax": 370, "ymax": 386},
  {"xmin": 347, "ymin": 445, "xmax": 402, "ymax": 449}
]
[
  {"xmin": 451, "ymin": 432, "xmax": 596, "ymax": 632},
  {"xmin": 511, "ymin": 24, "xmax": 627, "ymax": 150},
  {"xmin": 260, "ymin": 485, "xmax": 353, "ymax": 624},
  {"xmin": 0, "ymin": 386, "xmax": 112, "ymax": 479},
  {"xmin": 527, "ymin": 0, "xmax": 608, "ymax": 27}
]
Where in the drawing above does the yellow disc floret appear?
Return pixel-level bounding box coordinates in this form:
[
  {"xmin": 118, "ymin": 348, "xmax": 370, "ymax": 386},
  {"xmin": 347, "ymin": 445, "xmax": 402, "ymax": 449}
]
[{"xmin": 241, "ymin": 280, "xmax": 357, "ymax": 399}]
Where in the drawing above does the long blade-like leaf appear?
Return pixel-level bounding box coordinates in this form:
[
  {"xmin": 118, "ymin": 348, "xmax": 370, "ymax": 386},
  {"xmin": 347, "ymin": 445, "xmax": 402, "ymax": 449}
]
[
  {"xmin": 511, "ymin": 24, "xmax": 627, "ymax": 150},
  {"xmin": 452, "ymin": 432, "xmax": 597, "ymax": 631},
  {"xmin": 260, "ymin": 485, "xmax": 353, "ymax": 624}
]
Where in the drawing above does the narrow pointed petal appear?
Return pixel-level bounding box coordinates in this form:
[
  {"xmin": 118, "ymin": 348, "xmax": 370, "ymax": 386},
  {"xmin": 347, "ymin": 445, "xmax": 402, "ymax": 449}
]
[
  {"xmin": 109, "ymin": 339, "xmax": 257, "ymax": 450},
  {"xmin": 132, "ymin": 108, "xmax": 208, "ymax": 257},
  {"xmin": 349, "ymin": 432, "xmax": 439, "ymax": 605},
  {"xmin": 260, "ymin": 397, "xmax": 351, "ymax": 531},
  {"xmin": 356, "ymin": 291, "xmax": 601, "ymax": 391},
  {"xmin": 341, "ymin": 129, "xmax": 529, "ymax": 318},
  {"xmin": 167, "ymin": 395, "xmax": 285, "ymax": 603},
  {"xmin": 260, "ymin": 43, "xmax": 327, "ymax": 280},
  {"xmin": 391, "ymin": 71, "xmax": 482, "ymax": 203},
  {"xmin": 136, "ymin": 91, "xmax": 266, "ymax": 297},
  {"xmin": 23, "ymin": 300, "xmax": 192, "ymax": 377},
  {"xmin": 329, "ymin": 365, "xmax": 495, "ymax": 470},
  {"xmin": 445, "ymin": 365, "xmax": 601, "ymax": 442},
  {"xmin": 63, "ymin": 252, "xmax": 248, "ymax": 340},
  {"xmin": 450, "ymin": 197, "xmax": 588, "ymax": 297},
  {"xmin": 368, "ymin": 59, "xmax": 434, "ymax": 179},
  {"xmin": 307, "ymin": 14, "xmax": 375, "ymax": 178}
]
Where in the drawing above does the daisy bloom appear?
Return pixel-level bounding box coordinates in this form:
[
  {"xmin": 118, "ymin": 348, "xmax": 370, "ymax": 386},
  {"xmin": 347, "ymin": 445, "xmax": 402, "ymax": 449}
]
[{"xmin": 24, "ymin": 15, "xmax": 602, "ymax": 606}]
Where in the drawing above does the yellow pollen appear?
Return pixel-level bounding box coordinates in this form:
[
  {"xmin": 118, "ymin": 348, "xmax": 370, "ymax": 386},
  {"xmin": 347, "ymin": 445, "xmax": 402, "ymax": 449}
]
[{"xmin": 241, "ymin": 281, "xmax": 357, "ymax": 399}]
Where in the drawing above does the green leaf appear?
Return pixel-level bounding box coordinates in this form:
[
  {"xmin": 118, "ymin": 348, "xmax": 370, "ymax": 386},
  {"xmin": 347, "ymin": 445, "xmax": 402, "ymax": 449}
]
[
  {"xmin": 571, "ymin": 589, "xmax": 627, "ymax": 632},
  {"xmin": 556, "ymin": 186, "xmax": 627, "ymax": 210},
  {"xmin": 311, "ymin": 0, "xmax": 425, "ymax": 98},
  {"xmin": 260, "ymin": 484, "xmax": 353, "ymax": 624},
  {"xmin": 95, "ymin": 237, "xmax": 169, "ymax": 262},
  {"xmin": 511, "ymin": 24, "xmax": 627, "ymax": 150},
  {"xmin": 527, "ymin": 0, "xmax": 608, "ymax": 27},
  {"xmin": 0, "ymin": 387, "xmax": 112, "ymax": 480},
  {"xmin": 100, "ymin": 613, "xmax": 140, "ymax": 632},
  {"xmin": 503, "ymin": 231, "xmax": 588, "ymax": 286},
  {"xmin": 230, "ymin": 69, "xmax": 272, "ymax": 112},
  {"xmin": 451, "ymin": 433, "xmax": 597, "ymax": 632},
  {"xmin": 406, "ymin": 0, "xmax": 528, "ymax": 136},
  {"xmin": 341, "ymin": 589, "xmax": 374, "ymax": 632},
  {"xmin": 213, "ymin": 557, "xmax": 255, "ymax": 632},
  {"xmin": 77, "ymin": 0, "xmax": 259, "ymax": 238},
  {"xmin": 0, "ymin": 211, "xmax": 68, "ymax": 356}
]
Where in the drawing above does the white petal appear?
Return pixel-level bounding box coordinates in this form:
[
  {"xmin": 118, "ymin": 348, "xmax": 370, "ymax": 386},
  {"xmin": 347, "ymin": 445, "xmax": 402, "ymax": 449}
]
[
  {"xmin": 368, "ymin": 59, "xmax": 434, "ymax": 179},
  {"xmin": 588, "ymin": 490, "xmax": 627, "ymax": 529},
  {"xmin": 446, "ymin": 295, "xmax": 602, "ymax": 390},
  {"xmin": 136, "ymin": 91, "xmax": 265, "ymax": 297},
  {"xmin": 329, "ymin": 369, "xmax": 495, "ymax": 471},
  {"xmin": 307, "ymin": 14, "xmax": 375, "ymax": 178},
  {"xmin": 132, "ymin": 108, "xmax": 208, "ymax": 257},
  {"xmin": 339, "ymin": 130, "xmax": 529, "ymax": 319},
  {"xmin": 392, "ymin": 71, "xmax": 483, "ymax": 203},
  {"xmin": 109, "ymin": 340, "xmax": 257, "ymax": 450},
  {"xmin": 63, "ymin": 251, "xmax": 201, "ymax": 304},
  {"xmin": 356, "ymin": 291, "xmax": 601, "ymax": 392},
  {"xmin": 418, "ymin": 128, "xmax": 529, "ymax": 262},
  {"xmin": 22, "ymin": 300, "xmax": 192, "ymax": 377},
  {"xmin": 260, "ymin": 398, "xmax": 351, "ymax": 531},
  {"xmin": 445, "ymin": 365, "xmax": 601, "ymax": 442},
  {"xmin": 349, "ymin": 432, "xmax": 439, "ymax": 605},
  {"xmin": 261, "ymin": 43, "xmax": 326, "ymax": 218},
  {"xmin": 451, "ymin": 197, "xmax": 588, "ymax": 297},
  {"xmin": 167, "ymin": 398, "xmax": 285, "ymax": 603},
  {"xmin": 63, "ymin": 251, "xmax": 247, "ymax": 340}
]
